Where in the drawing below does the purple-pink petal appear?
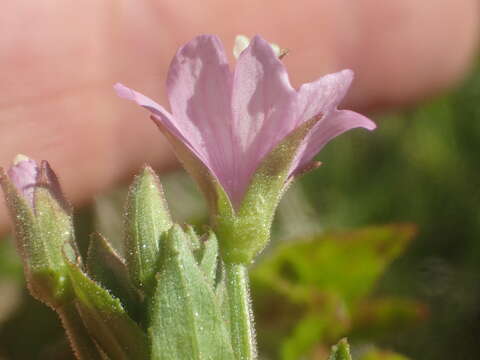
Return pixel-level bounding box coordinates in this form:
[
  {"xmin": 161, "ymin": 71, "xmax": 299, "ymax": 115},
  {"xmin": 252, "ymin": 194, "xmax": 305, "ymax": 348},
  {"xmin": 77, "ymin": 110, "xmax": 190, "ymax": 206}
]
[
  {"xmin": 114, "ymin": 83, "xmax": 208, "ymax": 168},
  {"xmin": 7, "ymin": 157, "xmax": 39, "ymax": 208},
  {"xmin": 230, "ymin": 35, "xmax": 297, "ymax": 204},
  {"xmin": 289, "ymin": 69, "xmax": 376, "ymax": 176},
  {"xmin": 291, "ymin": 110, "xmax": 376, "ymax": 176},
  {"xmin": 296, "ymin": 69, "xmax": 354, "ymax": 125},
  {"xmin": 115, "ymin": 34, "xmax": 376, "ymax": 208},
  {"xmin": 166, "ymin": 35, "xmax": 236, "ymax": 198}
]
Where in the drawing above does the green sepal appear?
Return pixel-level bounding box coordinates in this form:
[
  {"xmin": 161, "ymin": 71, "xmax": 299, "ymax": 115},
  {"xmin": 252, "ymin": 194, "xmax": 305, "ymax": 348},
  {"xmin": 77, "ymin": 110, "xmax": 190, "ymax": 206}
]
[
  {"xmin": 328, "ymin": 338, "xmax": 352, "ymax": 360},
  {"xmin": 0, "ymin": 165, "xmax": 74, "ymax": 307},
  {"xmin": 124, "ymin": 165, "xmax": 172, "ymax": 294},
  {"xmin": 87, "ymin": 232, "xmax": 141, "ymax": 318},
  {"xmin": 215, "ymin": 116, "xmax": 321, "ymax": 264},
  {"xmin": 148, "ymin": 225, "xmax": 235, "ymax": 360},
  {"xmin": 64, "ymin": 243, "xmax": 149, "ymax": 360}
]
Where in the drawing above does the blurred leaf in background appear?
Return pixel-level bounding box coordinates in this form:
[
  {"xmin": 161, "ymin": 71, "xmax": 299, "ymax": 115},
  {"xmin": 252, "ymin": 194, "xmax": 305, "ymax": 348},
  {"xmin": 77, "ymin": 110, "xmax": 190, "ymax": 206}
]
[
  {"xmin": 251, "ymin": 225, "xmax": 421, "ymax": 359},
  {"xmin": 299, "ymin": 61, "xmax": 480, "ymax": 359}
]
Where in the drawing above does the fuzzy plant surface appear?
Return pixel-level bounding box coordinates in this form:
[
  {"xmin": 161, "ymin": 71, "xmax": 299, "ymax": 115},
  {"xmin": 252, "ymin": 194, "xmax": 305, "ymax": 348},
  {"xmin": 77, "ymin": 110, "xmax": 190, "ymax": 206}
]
[{"xmin": 0, "ymin": 34, "xmax": 376, "ymax": 360}]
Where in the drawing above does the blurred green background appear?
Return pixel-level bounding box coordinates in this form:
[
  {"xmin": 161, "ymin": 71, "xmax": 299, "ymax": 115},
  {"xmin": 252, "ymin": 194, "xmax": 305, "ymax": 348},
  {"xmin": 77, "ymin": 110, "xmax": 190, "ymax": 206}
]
[{"xmin": 1, "ymin": 62, "xmax": 480, "ymax": 359}]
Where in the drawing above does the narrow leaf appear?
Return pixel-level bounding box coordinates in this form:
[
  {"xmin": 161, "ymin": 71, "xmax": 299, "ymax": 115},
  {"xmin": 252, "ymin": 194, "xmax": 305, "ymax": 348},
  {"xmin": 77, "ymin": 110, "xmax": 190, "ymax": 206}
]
[
  {"xmin": 186, "ymin": 225, "xmax": 201, "ymax": 251},
  {"xmin": 64, "ymin": 244, "xmax": 148, "ymax": 360},
  {"xmin": 198, "ymin": 230, "xmax": 219, "ymax": 287},
  {"xmin": 124, "ymin": 165, "xmax": 172, "ymax": 294},
  {"xmin": 149, "ymin": 225, "xmax": 235, "ymax": 360},
  {"xmin": 87, "ymin": 232, "xmax": 141, "ymax": 318},
  {"xmin": 56, "ymin": 301, "xmax": 106, "ymax": 360}
]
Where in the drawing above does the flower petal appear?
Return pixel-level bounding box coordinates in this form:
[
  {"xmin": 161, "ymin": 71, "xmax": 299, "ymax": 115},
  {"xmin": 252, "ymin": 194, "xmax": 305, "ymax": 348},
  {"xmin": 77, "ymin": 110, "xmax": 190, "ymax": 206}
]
[
  {"xmin": 114, "ymin": 83, "xmax": 208, "ymax": 167},
  {"xmin": 288, "ymin": 69, "xmax": 375, "ymax": 175},
  {"xmin": 291, "ymin": 109, "xmax": 376, "ymax": 175},
  {"xmin": 150, "ymin": 115, "xmax": 234, "ymax": 220},
  {"xmin": 296, "ymin": 69, "xmax": 354, "ymax": 125},
  {"xmin": 231, "ymin": 35, "xmax": 297, "ymax": 205},
  {"xmin": 7, "ymin": 155, "xmax": 39, "ymax": 208},
  {"xmin": 167, "ymin": 35, "xmax": 235, "ymax": 196}
]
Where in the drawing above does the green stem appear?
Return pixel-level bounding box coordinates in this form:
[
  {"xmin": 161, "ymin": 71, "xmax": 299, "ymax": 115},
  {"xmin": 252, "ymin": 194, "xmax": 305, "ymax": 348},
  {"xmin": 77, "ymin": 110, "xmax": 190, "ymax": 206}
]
[
  {"xmin": 57, "ymin": 301, "xmax": 104, "ymax": 360},
  {"xmin": 224, "ymin": 263, "xmax": 256, "ymax": 360}
]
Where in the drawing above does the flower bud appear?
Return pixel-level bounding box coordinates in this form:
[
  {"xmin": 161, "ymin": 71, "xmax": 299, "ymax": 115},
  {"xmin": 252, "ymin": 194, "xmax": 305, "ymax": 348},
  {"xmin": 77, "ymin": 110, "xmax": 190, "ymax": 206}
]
[
  {"xmin": 124, "ymin": 165, "xmax": 172, "ymax": 294},
  {"xmin": 0, "ymin": 155, "xmax": 76, "ymax": 306}
]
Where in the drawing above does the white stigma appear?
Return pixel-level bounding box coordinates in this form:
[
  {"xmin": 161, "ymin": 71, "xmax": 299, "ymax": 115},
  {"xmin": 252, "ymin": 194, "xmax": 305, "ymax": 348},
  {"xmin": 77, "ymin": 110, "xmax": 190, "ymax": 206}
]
[
  {"xmin": 233, "ymin": 34, "xmax": 283, "ymax": 59},
  {"xmin": 13, "ymin": 154, "xmax": 31, "ymax": 165}
]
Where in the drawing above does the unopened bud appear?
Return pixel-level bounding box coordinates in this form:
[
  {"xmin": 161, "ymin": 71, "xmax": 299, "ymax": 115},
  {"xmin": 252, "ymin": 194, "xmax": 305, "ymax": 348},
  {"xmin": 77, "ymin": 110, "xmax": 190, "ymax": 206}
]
[
  {"xmin": 124, "ymin": 165, "xmax": 172, "ymax": 294},
  {"xmin": 0, "ymin": 156, "xmax": 76, "ymax": 306}
]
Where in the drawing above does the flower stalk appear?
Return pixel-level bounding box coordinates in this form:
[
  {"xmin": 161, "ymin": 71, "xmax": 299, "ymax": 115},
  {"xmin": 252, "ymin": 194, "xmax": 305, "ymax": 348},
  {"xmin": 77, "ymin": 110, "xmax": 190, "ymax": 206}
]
[{"xmin": 225, "ymin": 263, "xmax": 256, "ymax": 360}]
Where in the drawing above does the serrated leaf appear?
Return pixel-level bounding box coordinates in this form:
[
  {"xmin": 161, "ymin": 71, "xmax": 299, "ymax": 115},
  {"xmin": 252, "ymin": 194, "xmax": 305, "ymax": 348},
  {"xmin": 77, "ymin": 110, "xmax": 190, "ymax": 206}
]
[
  {"xmin": 124, "ymin": 166, "xmax": 172, "ymax": 294},
  {"xmin": 148, "ymin": 225, "xmax": 235, "ymax": 360},
  {"xmin": 186, "ymin": 225, "xmax": 201, "ymax": 251},
  {"xmin": 328, "ymin": 338, "xmax": 352, "ymax": 360},
  {"xmin": 214, "ymin": 270, "xmax": 230, "ymax": 324},
  {"xmin": 252, "ymin": 225, "xmax": 415, "ymax": 304},
  {"xmin": 198, "ymin": 231, "xmax": 219, "ymax": 287},
  {"xmin": 185, "ymin": 227, "xmax": 219, "ymax": 287},
  {"xmin": 87, "ymin": 232, "xmax": 141, "ymax": 318},
  {"xmin": 64, "ymin": 244, "xmax": 148, "ymax": 360},
  {"xmin": 251, "ymin": 225, "xmax": 415, "ymax": 359}
]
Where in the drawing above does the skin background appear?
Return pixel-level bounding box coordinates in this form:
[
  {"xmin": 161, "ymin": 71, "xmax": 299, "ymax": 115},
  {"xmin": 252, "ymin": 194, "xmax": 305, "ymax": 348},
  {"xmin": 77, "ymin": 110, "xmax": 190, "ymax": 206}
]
[{"xmin": 0, "ymin": 0, "xmax": 478, "ymax": 233}]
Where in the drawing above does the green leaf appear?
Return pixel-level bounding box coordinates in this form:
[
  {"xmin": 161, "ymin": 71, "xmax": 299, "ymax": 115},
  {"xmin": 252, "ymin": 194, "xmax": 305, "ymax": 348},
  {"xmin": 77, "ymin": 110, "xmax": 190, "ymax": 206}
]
[
  {"xmin": 328, "ymin": 338, "xmax": 352, "ymax": 360},
  {"xmin": 280, "ymin": 296, "xmax": 348, "ymax": 360},
  {"xmin": 185, "ymin": 226, "xmax": 219, "ymax": 287},
  {"xmin": 148, "ymin": 225, "xmax": 235, "ymax": 360},
  {"xmin": 124, "ymin": 165, "xmax": 172, "ymax": 294},
  {"xmin": 56, "ymin": 301, "xmax": 106, "ymax": 360},
  {"xmin": 252, "ymin": 225, "xmax": 415, "ymax": 305},
  {"xmin": 198, "ymin": 230, "xmax": 219, "ymax": 287},
  {"xmin": 87, "ymin": 232, "xmax": 141, "ymax": 318},
  {"xmin": 358, "ymin": 347, "xmax": 410, "ymax": 360},
  {"xmin": 186, "ymin": 225, "xmax": 201, "ymax": 251},
  {"xmin": 251, "ymin": 225, "xmax": 416, "ymax": 359},
  {"xmin": 64, "ymin": 244, "xmax": 149, "ymax": 360},
  {"xmin": 351, "ymin": 297, "xmax": 427, "ymax": 339}
]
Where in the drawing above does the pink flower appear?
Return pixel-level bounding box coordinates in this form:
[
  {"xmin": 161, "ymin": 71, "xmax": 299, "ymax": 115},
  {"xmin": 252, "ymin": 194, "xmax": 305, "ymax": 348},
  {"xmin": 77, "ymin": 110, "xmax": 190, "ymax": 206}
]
[
  {"xmin": 116, "ymin": 34, "xmax": 376, "ymax": 263},
  {"xmin": 115, "ymin": 35, "xmax": 375, "ymax": 209}
]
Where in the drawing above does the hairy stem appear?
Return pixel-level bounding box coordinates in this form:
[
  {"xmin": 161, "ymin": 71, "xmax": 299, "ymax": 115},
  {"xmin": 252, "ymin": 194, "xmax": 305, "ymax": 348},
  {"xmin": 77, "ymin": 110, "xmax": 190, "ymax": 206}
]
[{"xmin": 224, "ymin": 263, "xmax": 256, "ymax": 360}]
